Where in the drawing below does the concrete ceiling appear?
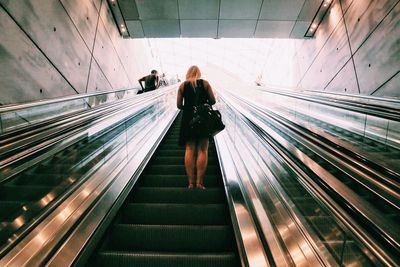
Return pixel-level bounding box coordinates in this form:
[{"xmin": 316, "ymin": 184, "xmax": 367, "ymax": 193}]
[{"xmin": 113, "ymin": 0, "xmax": 322, "ymax": 38}]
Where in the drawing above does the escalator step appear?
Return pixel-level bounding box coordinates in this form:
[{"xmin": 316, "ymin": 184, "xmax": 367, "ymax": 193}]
[
  {"xmin": 145, "ymin": 165, "xmax": 219, "ymax": 175},
  {"xmin": 150, "ymin": 156, "xmax": 217, "ymax": 165},
  {"xmin": 94, "ymin": 251, "xmax": 238, "ymax": 267},
  {"xmin": 137, "ymin": 175, "xmax": 222, "ymax": 187},
  {"xmin": 121, "ymin": 203, "xmax": 229, "ymax": 225},
  {"xmin": 156, "ymin": 150, "xmax": 185, "ymax": 157},
  {"xmin": 106, "ymin": 224, "xmax": 235, "ymax": 252},
  {"xmin": 0, "ymin": 201, "xmax": 22, "ymax": 220},
  {"xmin": 0, "ymin": 185, "xmax": 57, "ymax": 201},
  {"xmin": 131, "ymin": 187, "xmax": 226, "ymax": 204}
]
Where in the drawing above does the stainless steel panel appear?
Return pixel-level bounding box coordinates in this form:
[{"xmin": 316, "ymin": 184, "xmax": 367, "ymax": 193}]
[
  {"xmin": 92, "ymin": 17, "xmax": 130, "ymax": 89},
  {"xmin": 135, "ymin": 0, "xmax": 178, "ymax": 19},
  {"xmin": 126, "ymin": 20, "xmax": 145, "ymax": 37},
  {"xmin": 87, "ymin": 59, "xmax": 113, "ymax": 93},
  {"xmin": 220, "ymin": 0, "xmax": 263, "ymax": 19},
  {"xmin": 344, "ymin": 0, "xmax": 398, "ymax": 53},
  {"xmin": 298, "ymin": 0, "xmax": 322, "ymax": 20},
  {"xmin": 255, "ymin": 20, "xmax": 295, "ymax": 38},
  {"xmin": 0, "ymin": 8, "xmax": 75, "ymax": 105},
  {"xmin": 259, "ymin": 0, "xmax": 305, "ymax": 20},
  {"xmin": 218, "ymin": 20, "xmax": 257, "ymax": 38},
  {"xmin": 290, "ymin": 20, "xmax": 311, "ymax": 38},
  {"xmin": 1, "ymin": 0, "xmax": 92, "ymax": 93},
  {"xmin": 180, "ymin": 20, "xmax": 217, "ymax": 37},
  {"xmin": 353, "ymin": 3, "xmax": 400, "ymax": 95},
  {"xmin": 372, "ymin": 72, "xmax": 400, "ymax": 98},
  {"xmin": 324, "ymin": 59, "xmax": 359, "ymax": 94},
  {"xmin": 301, "ymin": 20, "xmax": 352, "ymax": 91},
  {"xmin": 119, "ymin": 0, "xmax": 139, "ymax": 20},
  {"xmin": 178, "ymin": 0, "xmax": 219, "ymax": 19},
  {"xmin": 60, "ymin": 0, "xmax": 99, "ymax": 50},
  {"xmin": 141, "ymin": 19, "xmax": 181, "ymax": 37}
]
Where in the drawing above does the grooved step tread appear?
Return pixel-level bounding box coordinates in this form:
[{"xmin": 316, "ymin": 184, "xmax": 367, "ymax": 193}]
[
  {"xmin": 150, "ymin": 156, "xmax": 218, "ymax": 165},
  {"xmin": 107, "ymin": 224, "xmax": 235, "ymax": 252},
  {"xmin": 121, "ymin": 203, "xmax": 229, "ymax": 225},
  {"xmin": 95, "ymin": 251, "xmax": 239, "ymax": 267},
  {"xmin": 130, "ymin": 187, "xmax": 226, "ymax": 204},
  {"xmin": 137, "ymin": 175, "xmax": 222, "ymax": 187},
  {"xmin": 145, "ymin": 164, "xmax": 220, "ymax": 175}
]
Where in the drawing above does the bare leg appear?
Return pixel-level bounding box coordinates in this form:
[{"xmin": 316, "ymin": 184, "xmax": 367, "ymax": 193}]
[
  {"xmin": 196, "ymin": 138, "xmax": 209, "ymax": 188},
  {"xmin": 185, "ymin": 141, "xmax": 196, "ymax": 188}
]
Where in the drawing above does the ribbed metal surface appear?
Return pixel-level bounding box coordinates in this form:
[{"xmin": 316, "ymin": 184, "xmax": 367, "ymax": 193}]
[{"xmin": 89, "ymin": 114, "xmax": 240, "ymax": 266}]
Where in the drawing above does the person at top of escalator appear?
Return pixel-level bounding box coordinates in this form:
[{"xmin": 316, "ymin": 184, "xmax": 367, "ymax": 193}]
[
  {"xmin": 177, "ymin": 65, "xmax": 216, "ymax": 190},
  {"xmin": 138, "ymin": 70, "xmax": 160, "ymax": 93}
]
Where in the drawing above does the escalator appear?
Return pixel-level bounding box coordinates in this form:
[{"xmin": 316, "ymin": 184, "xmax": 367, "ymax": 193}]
[
  {"xmin": 89, "ymin": 114, "xmax": 240, "ymax": 267},
  {"xmin": 0, "ymin": 124, "xmax": 123, "ymax": 250}
]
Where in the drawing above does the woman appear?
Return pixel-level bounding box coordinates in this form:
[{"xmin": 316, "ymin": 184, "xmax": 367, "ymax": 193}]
[{"xmin": 177, "ymin": 66, "xmax": 216, "ymax": 189}]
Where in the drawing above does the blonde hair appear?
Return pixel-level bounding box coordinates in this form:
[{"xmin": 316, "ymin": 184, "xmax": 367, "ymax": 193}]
[{"xmin": 185, "ymin": 65, "xmax": 201, "ymax": 89}]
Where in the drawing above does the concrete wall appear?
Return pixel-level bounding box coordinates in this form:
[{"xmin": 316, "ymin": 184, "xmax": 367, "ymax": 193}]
[
  {"xmin": 295, "ymin": 0, "xmax": 399, "ymax": 98},
  {"xmin": 0, "ymin": 0, "xmax": 154, "ymax": 105},
  {"xmin": 261, "ymin": 0, "xmax": 399, "ymax": 98}
]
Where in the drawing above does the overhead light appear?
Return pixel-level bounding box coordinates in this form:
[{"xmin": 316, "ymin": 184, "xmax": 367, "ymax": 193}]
[
  {"xmin": 121, "ymin": 24, "xmax": 125, "ymax": 27},
  {"xmin": 121, "ymin": 28, "xmax": 126, "ymax": 32},
  {"xmin": 305, "ymin": 0, "xmax": 333, "ymax": 37}
]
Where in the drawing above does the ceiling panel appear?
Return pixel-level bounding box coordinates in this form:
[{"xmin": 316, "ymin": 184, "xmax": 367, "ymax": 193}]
[
  {"xmin": 142, "ymin": 20, "xmax": 180, "ymax": 37},
  {"xmin": 218, "ymin": 20, "xmax": 257, "ymax": 38},
  {"xmin": 220, "ymin": 0, "xmax": 263, "ymax": 19},
  {"xmin": 110, "ymin": 0, "xmax": 325, "ymax": 38},
  {"xmin": 290, "ymin": 20, "xmax": 310, "ymax": 38},
  {"xmin": 178, "ymin": 0, "xmax": 220, "ymax": 19},
  {"xmin": 255, "ymin": 20, "xmax": 295, "ymax": 38},
  {"xmin": 119, "ymin": 0, "xmax": 139, "ymax": 20},
  {"xmin": 181, "ymin": 20, "xmax": 217, "ymax": 37},
  {"xmin": 260, "ymin": 0, "xmax": 306, "ymax": 20},
  {"xmin": 126, "ymin": 20, "xmax": 145, "ymax": 38},
  {"xmin": 297, "ymin": 0, "xmax": 321, "ymax": 20},
  {"xmin": 135, "ymin": 0, "xmax": 178, "ymax": 19}
]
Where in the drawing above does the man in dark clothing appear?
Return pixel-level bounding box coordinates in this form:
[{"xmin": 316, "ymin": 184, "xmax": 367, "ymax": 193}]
[{"xmin": 138, "ymin": 70, "xmax": 160, "ymax": 93}]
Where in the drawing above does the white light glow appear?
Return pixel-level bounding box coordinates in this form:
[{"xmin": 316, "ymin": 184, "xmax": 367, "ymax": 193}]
[{"xmin": 147, "ymin": 38, "xmax": 302, "ymax": 88}]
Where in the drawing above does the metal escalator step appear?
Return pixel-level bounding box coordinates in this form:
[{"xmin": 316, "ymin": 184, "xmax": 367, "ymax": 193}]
[
  {"xmin": 0, "ymin": 185, "xmax": 57, "ymax": 201},
  {"xmin": 145, "ymin": 165, "xmax": 220, "ymax": 175},
  {"xmin": 106, "ymin": 224, "xmax": 235, "ymax": 252},
  {"xmin": 157, "ymin": 150, "xmax": 185, "ymax": 157},
  {"xmin": 121, "ymin": 203, "xmax": 229, "ymax": 225},
  {"xmin": 281, "ymin": 184, "xmax": 310, "ymax": 198},
  {"xmin": 305, "ymin": 215, "xmax": 345, "ymax": 241},
  {"xmin": 94, "ymin": 251, "xmax": 238, "ymax": 267},
  {"xmin": 290, "ymin": 197, "xmax": 325, "ymax": 216},
  {"xmin": 130, "ymin": 187, "xmax": 226, "ymax": 204},
  {"xmin": 150, "ymin": 156, "xmax": 218, "ymax": 165},
  {"xmin": 11, "ymin": 173, "xmax": 64, "ymax": 186},
  {"xmin": 0, "ymin": 201, "xmax": 23, "ymax": 220},
  {"xmin": 137, "ymin": 175, "xmax": 222, "ymax": 187}
]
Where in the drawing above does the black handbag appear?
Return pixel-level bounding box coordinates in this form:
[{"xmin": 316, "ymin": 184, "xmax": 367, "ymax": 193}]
[{"xmin": 189, "ymin": 82, "xmax": 225, "ymax": 137}]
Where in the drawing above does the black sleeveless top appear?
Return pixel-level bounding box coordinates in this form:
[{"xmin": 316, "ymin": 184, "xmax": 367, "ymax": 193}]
[{"xmin": 178, "ymin": 79, "xmax": 210, "ymax": 146}]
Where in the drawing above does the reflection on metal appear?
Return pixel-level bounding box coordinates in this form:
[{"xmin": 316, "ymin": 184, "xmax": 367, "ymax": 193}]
[
  {"xmin": 0, "ymin": 86, "xmax": 178, "ymax": 266},
  {"xmin": 215, "ymin": 134, "xmax": 271, "ymax": 267},
  {"xmin": 218, "ymin": 88, "xmax": 399, "ymax": 266}
]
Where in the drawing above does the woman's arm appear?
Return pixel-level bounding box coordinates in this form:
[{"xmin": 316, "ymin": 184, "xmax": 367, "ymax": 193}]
[
  {"xmin": 203, "ymin": 80, "xmax": 216, "ymax": 105},
  {"xmin": 177, "ymin": 83, "xmax": 184, "ymax": 109}
]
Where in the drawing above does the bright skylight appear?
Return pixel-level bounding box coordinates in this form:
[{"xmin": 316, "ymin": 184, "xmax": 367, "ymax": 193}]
[{"xmin": 147, "ymin": 38, "xmax": 302, "ymax": 88}]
